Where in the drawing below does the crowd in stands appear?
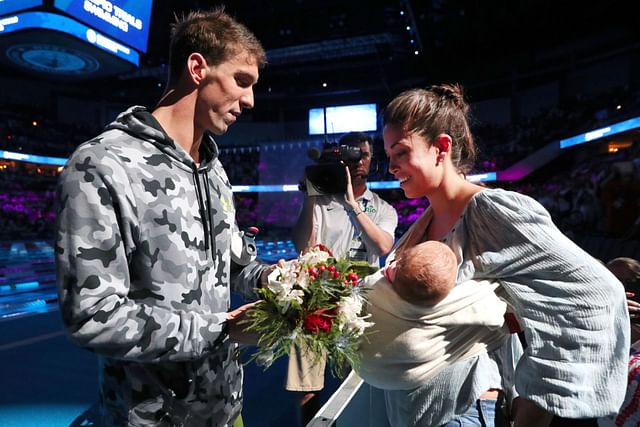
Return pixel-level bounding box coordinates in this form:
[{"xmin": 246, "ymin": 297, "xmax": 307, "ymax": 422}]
[
  {"xmin": 0, "ymin": 88, "xmax": 638, "ymax": 263},
  {"xmin": 472, "ymin": 87, "xmax": 640, "ymax": 172},
  {"xmin": 507, "ymin": 143, "xmax": 640, "ymax": 242},
  {"xmin": 218, "ymin": 147, "xmax": 261, "ymax": 185},
  {"xmin": 0, "ymin": 107, "xmax": 96, "ymax": 158},
  {"xmin": 0, "ymin": 162, "xmax": 57, "ymax": 240}
]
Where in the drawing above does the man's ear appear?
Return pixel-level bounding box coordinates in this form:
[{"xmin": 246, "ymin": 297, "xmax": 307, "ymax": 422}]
[
  {"xmin": 435, "ymin": 134, "xmax": 452, "ymax": 154},
  {"xmin": 186, "ymin": 52, "xmax": 208, "ymax": 85}
]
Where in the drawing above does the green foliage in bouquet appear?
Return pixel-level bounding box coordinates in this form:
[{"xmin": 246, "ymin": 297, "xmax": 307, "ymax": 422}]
[{"xmin": 242, "ymin": 245, "xmax": 378, "ymax": 377}]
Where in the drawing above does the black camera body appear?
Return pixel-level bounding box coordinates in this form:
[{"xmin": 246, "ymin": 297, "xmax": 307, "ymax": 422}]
[
  {"xmin": 302, "ymin": 144, "xmax": 362, "ymax": 196},
  {"xmin": 311, "ymin": 144, "xmax": 362, "ymax": 164}
]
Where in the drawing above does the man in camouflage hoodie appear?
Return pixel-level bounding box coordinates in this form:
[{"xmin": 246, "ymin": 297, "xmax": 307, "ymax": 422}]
[{"xmin": 56, "ymin": 8, "xmax": 267, "ymax": 426}]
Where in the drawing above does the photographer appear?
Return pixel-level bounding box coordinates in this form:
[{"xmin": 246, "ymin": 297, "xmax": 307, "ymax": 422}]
[
  {"xmin": 292, "ymin": 131, "xmax": 398, "ymax": 264},
  {"xmin": 289, "ymin": 131, "xmax": 398, "ymax": 425}
]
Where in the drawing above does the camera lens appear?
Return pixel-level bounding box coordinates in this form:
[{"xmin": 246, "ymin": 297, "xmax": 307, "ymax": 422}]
[{"xmin": 340, "ymin": 146, "xmax": 362, "ymax": 163}]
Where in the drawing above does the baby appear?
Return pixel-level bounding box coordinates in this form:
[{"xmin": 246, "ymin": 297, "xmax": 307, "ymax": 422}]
[
  {"xmin": 385, "ymin": 240, "xmax": 457, "ymax": 306},
  {"xmin": 358, "ymin": 240, "xmax": 511, "ymax": 390}
]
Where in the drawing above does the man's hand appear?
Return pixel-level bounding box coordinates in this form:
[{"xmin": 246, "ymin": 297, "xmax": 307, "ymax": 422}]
[
  {"xmin": 259, "ymin": 261, "xmax": 284, "ymax": 288},
  {"xmin": 228, "ymin": 301, "xmax": 261, "ymax": 345}
]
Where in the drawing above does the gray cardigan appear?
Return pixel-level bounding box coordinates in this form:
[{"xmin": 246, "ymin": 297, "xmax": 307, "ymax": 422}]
[{"xmin": 383, "ymin": 188, "xmax": 629, "ymax": 426}]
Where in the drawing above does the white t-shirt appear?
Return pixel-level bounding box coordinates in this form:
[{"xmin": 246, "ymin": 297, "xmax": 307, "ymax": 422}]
[{"xmin": 311, "ymin": 188, "xmax": 397, "ymax": 266}]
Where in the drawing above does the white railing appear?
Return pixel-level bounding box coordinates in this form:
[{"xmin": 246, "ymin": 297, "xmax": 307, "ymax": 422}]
[{"xmin": 307, "ymin": 371, "xmax": 391, "ymax": 427}]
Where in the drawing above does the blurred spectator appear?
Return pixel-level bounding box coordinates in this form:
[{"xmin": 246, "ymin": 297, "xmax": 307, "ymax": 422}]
[
  {"xmin": 599, "ymin": 257, "xmax": 640, "ymax": 427},
  {"xmin": 599, "ymin": 159, "xmax": 640, "ymax": 237}
]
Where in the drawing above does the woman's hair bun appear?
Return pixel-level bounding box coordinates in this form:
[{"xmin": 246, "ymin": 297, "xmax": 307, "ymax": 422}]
[{"xmin": 429, "ymin": 83, "xmax": 468, "ymax": 113}]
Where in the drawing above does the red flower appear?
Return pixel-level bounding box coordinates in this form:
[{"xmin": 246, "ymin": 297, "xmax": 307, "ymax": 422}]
[{"xmin": 304, "ymin": 312, "xmax": 333, "ymax": 334}]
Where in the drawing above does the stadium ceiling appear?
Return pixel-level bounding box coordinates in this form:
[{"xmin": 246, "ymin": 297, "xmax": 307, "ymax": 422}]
[
  {"xmin": 0, "ymin": 0, "xmax": 637, "ymax": 105},
  {"xmin": 146, "ymin": 0, "xmax": 639, "ymax": 101}
]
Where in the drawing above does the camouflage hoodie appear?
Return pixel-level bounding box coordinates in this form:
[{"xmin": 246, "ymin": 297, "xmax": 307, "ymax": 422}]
[{"xmin": 55, "ymin": 106, "xmax": 264, "ymax": 426}]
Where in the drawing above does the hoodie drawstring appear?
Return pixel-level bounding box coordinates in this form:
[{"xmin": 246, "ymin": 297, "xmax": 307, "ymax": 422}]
[
  {"xmin": 193, "ymin": 166, "xmax": 214, "ymax": 256},
  {"xmin": 202, "ymin": 168, "xmax": 215, "ymax": 256}
]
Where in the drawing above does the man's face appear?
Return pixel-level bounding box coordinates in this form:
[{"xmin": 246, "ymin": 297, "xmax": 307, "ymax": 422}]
[
  {"xmin": 347, "ymin": 141, "xmax": 372, "ymax": 181},
  {"xmin": 195, "ymin": 50, "xmax": 259, "ymax": 135}
]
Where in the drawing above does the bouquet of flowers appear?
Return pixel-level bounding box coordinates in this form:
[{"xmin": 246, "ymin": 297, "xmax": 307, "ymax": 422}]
[{"xmin": 243, "ymin": 244, "xmax": 377, "ymax": 377}]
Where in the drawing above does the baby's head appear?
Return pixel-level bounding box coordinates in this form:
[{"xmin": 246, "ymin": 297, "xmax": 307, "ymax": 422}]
[
  {"xmin": 607, "ymin": 257, "xmax": 640, "ymax": 295},
  {"xmin": 391, "ymin": 241, "xmax": 457, "ymax": 305}
]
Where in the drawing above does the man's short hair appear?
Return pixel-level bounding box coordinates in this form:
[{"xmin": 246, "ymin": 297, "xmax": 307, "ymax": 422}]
[
  {"xmin": 338, "ymin": 132, "xmax": 373, "ymax": 148},
  {"xmin": 168, "ymin": 7, "xmax": 266, "ymax": 85}
]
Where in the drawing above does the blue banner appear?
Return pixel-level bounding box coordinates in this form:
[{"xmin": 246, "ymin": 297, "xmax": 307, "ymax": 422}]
[{"xmin": 0, "ymin": 11, "xmax": 139, "ymax": 66}]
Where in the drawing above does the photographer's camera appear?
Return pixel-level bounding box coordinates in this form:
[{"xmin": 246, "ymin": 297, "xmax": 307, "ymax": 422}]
[{"xmin": 300, "ymin": 143, "xmax": 362, "ymax": 196}]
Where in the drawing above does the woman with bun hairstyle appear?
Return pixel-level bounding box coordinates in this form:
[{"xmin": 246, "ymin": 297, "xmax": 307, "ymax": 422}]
[{"xmin": 380, "ymin": 84, "xmax": 629, "ymax": 427}]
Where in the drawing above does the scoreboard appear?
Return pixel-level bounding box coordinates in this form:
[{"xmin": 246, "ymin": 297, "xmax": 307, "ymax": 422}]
[
  {"xmin": 0, "ymin": 0, "xmax": 154, "ymax": 76},
  {"xmin": 0, "ymin": 1, "xmax": 44, "ymax": 17},
  {"xmin": 53, "ymin": 0, "xmax": 152, "ymax": 53}
]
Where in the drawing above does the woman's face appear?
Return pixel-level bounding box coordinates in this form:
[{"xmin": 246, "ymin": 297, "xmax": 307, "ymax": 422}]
[{"xmin": 383, "ymin": 125, "xmax": 440, "ymax": 198}]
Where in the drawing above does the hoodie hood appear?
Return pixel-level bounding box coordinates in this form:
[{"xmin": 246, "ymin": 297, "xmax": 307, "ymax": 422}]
[{"xmin": 105, "ymin": 105, "xmax": 219, "ymax": 169}]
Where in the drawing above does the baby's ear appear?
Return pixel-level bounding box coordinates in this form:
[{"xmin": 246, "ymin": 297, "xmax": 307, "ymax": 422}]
[{"xmin": 384, "ymin": 261, "xmax": 398, "ymax": 283}]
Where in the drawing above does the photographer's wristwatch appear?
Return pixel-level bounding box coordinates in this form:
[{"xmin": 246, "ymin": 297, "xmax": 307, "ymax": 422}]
[{"xmin": 349, "ymin": 206, "xmax": 363, "ymax": 216}]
